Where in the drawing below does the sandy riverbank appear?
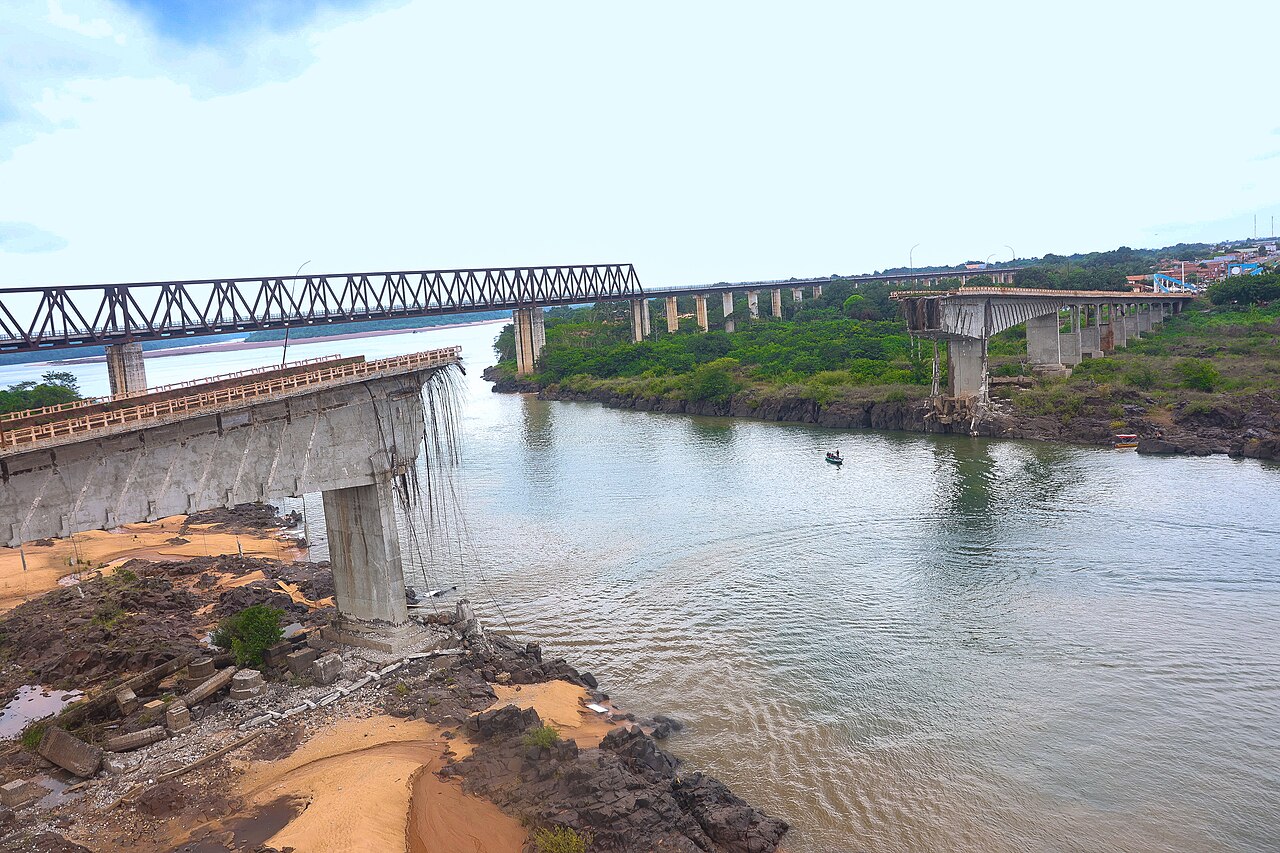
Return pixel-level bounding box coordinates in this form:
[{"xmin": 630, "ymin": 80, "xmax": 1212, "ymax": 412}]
[
  {"xmin": 0, "ymin": 515, "xmax": 303, "ymax": 613},
  {"xmin": 50, "ymin": 318, "xmax": 507, "ymax": 365}
]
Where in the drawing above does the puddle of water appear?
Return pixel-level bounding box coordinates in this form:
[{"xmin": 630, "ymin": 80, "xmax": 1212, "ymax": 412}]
[
  {"xmin": 171, "ymin": 795, "xmax": 305, "ymax": 852},
  {"xmin": 0, "ymin": 685, "xmax": 82, "ymax": 739},
  {"xmin": 282, "ymin": 622, "xmax": 305, "ymax": 639}
]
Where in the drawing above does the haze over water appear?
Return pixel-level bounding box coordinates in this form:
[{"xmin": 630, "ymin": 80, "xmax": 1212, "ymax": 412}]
[{"xmin": 6, "ymin": 323, "xmax": 1279, "ymax": 853}]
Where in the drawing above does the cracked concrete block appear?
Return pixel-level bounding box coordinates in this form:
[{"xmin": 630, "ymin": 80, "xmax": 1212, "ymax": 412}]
[{"xmin": 37, "ymin": 728, "xmax": 103, "ymax": 777}]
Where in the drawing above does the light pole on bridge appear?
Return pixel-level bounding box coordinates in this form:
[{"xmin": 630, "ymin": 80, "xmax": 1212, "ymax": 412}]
[
  {"xmin": 909, "ymin": 243, "xmax": 921, "ymax": 288},
  {"xmin": 281, "ymin": 260, "xmax": 311, "ymax": 367}
]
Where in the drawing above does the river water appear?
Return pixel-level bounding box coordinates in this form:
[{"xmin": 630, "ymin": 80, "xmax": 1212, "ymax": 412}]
[{"xmin": 5, "ymin": 323, "xmax": 1279, "ymax": 853}]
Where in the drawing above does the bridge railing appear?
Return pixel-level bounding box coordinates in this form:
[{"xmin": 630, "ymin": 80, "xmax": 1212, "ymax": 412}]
[
  {"xmin": 0, "ymin": 347, "xmax": 461, "ymax": 451},
  {"xmin": 0, "ymin": 354, "xmax": 343, "ymax": 424}
]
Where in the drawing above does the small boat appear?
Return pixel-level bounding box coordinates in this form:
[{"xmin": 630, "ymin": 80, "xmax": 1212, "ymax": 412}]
[
  {"xmin": 1113, "ymin": 434, "xmax": 1138, "ymax": 450},
  {"xmin": 825, "ymin": 452, "xmax": 844, "ymax": 465}
]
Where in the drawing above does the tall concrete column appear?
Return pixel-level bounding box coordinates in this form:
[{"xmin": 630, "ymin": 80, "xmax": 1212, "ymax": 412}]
[
  {"xmin": 1125, "ymin": 305, "xmax": 1139, "ymax": 339},
  {"xmin": 947, "ymin": 338, "xmax": 986, "ymax": 399},
  {"xmin": 512, "ymin": 307, "xmax": 546, "ymax": 375},
  {"xmin": 322, "ymin": 474, "xmax": 408, "ymax": 625},
  {"xmin": 747, "ymin": 290, "xmax": 760, "ymax": 319},
  {"xmin": 666, "ymin": 296, "xmax": 679, "ymax": 333},
  {"xmin": 791, "ymin": 287, "xmax": 803, "ymax": 306},
  {"xmin": 1080, "ymin": 305, "xmax": 1101, "ymax": 358},
  {"xmin": 629, "ymin": 299, "xmax": 647, "ymax": 343},
  {"xmin": 1059, "ymin": 305, "xmax": 1082, "ymax": 365},
  {"xmin": 812, "ymin": 284, "xmax": 823, "ymax": 298},
  {"xmin": 1026, "ymin": 312, "xmax": 1063, "ymax": 367},
  {"xmin": 721, "ymin": 292, "xmax": 736, "ymax": 333},
  {"xmin": 1137, "ymin": 305, "xmax": 1152, "ymax": 334},
  {"xmin": 771, "ymin": 289, "xmax": 783, "ymax": 318},
  {"xmin": 1112, "ymin": 305, "xmax": 1128, "ymax": 348},
  {"xmin": 695, "ymin": 295, "xmax": 709, "ymax": 332},
  {"xmin": 105, "ymin": 342, "xmax": 147, "ymax": 397}
]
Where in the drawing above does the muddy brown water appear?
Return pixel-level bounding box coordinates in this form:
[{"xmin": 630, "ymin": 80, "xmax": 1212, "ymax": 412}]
[{"xmin": 8, "ymin": 323, "xmax": 1280, "ymax": 853}]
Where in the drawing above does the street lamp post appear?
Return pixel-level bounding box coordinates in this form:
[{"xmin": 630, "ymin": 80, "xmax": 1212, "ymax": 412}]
[
  {"xmin": 909, "ymin": 243, "xmax": 921, "ymax": 288},
  {"xmin": 281, "ymin": 260, "xmax": 311, "ymax": 367}
]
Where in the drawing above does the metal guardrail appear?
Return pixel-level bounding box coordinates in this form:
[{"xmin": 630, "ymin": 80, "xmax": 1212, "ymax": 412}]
[
  {"xmin": 0, "ymin": 354, "xmax": 342, "ymax": 423},
  {"xmin": 890, "ymin": 286, "xmax": 1200, "ymax": 300},
  {"xmin": 0, "ymin": 347, "xmax": 461, "ymax": 450}
]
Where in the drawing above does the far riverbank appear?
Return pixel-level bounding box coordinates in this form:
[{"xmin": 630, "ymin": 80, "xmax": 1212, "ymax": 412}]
[{"xmin": 484, "ymin": 366, "xmax": 1280, "ymax": 461}]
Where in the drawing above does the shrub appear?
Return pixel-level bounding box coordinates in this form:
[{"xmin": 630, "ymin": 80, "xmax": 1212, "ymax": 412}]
[
  {"xmin": 1125, "ymin": 364, "xmax": 1158, "ymax": 390},
  {"xmin": 522, "ymin": 725, "xmax": 561, "ymax": 750},
  {"xmin": 1176, "ymin": 358, "xmax": 1220, "ymax": 392},
  {"xmin": 532, "ymin": 826, "xmax": 592, "ymax": 853},
  {"xmin": 212, "ymin": 604, "xmax": 285, "ymax": 667},
  {"xmin": 20, "ymin": 722, "xmax": 46, "ymax": 751}
]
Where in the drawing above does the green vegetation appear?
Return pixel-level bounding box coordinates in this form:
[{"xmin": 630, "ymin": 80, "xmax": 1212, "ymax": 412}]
[
  {"xmin": 0, "ymin": 371, "xmax": 82, "ymax": 415},
  {"xmin": 522, "ymin": 724, "xmax": 561, "ymax": 750},
  {"xmin": 19, "ymin": 721, "xmax": 46, "ymax": 751},
  {"xmin": 1207, "ymin": 271, "xmax": 1280, "ymax": 306},
  {"xmin": 532, "ymin": 825, "xmax": 592, "ymax": 853},
  {"xmin": 212, "ymin": 604, "xmax": 285, "ymax": 667}
]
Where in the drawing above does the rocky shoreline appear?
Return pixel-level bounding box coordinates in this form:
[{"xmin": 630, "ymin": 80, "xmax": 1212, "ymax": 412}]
[
  {"xmin": 484, "ymin": 366, "xmax": 1280, "ymax": 461},
  {"xmin": 0, "ymin": 546, "xmax": 788, "ymax": 853}
]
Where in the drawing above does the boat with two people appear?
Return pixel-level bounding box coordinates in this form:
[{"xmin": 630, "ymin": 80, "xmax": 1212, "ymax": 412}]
[{"xmin": 825, "ymin": 450, "xmax": 843, "ymax": 465}]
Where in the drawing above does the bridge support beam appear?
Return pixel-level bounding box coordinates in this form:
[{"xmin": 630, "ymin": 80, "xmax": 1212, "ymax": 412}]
[
  {"xmin": 747, "ymin": 290, "xmax": 759, "ymax": 319},
  {"xmin": 1059, "ymin": 305, "xmax": 1082, "ymax": 366},
  {"xmin": 630, "ymin": 298, "xmax": 650, "ymax": 343},
  {"xmin": 321, "ymin": 474, "xmax": 409, "ymax": 626},
  {"xmin": 1137, "ymin": 305, "xmax": 1153, "ymax": 334},
  {"xmin": 513, "ymin": 307, "xmax": 546, "ymax": 375},
  {"xmin": 1080, "ymin": 306, "xmax": 1102, "ymax": 358},
  {"xmin": 695, "ymin": 295, "xmax": 709, "ymax": 332},
  {"xmin": 722, "ymin": 293, "xmax": 735, "ymax": 333},
  {"xmin": 105, "ymin": 342, "xmax": 147, "ymax": 397},
  {"xmin": 947, "ymin": 338, "xmax": 986, "ymax": 400},
  {"xmin": 1027, "ymin": 312, "xmax": 1064, "ymax": 370},
  {"xmin": 666, "ymin": 296, "xmax": 679, "ymax": 333},
  {"xmin": 771, "ymin": 289, "xmax": 783, "ymax": 318},
  {"xmin": 1112, "ymin": 305, "xmax": 1128, "ymax": 349}
]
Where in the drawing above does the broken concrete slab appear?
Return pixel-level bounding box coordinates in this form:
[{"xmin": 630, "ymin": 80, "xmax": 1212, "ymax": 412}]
[
  {"xmin": 181, "ymin": 666, "xmax": 237, "ymax": 706},
  {"xmin": 37, "ymin": 728, "xmax": 103, "ymax": 777},
  {"xmin": 115, "ymin": 687, "xmax": 139, "ymax": 716},
  {"xmin": 0, "ymin": 779, "xmax": 46, "ymax": 808},
  {"xmin": 285, "ymin": 648, "xmax": 319, "ymax": 676},
  {"xmin": 165, "ymin": 702, "xmax": 191, "ymax": 733},
  {"xmin": 310, "ymin": 653, "xmax": 342, "ymax": 686}
]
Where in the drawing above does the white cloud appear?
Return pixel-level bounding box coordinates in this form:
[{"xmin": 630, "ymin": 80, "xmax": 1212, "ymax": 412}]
[
  {"xmin": 1, "ymin": 0, "xmax": 1279, "ymax": 290},
  {"xmin": 47, "ymin": 0, "xmax": 125, "ymax": 44}
]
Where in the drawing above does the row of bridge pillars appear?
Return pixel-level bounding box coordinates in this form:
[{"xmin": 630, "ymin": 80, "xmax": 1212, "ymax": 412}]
[
  {"xmin": 949, "ymin": 300, "xmax": 1182, "ymax": 400},
  {"xmin": 511, "ymin": 284, "xmax": 826, "ymax": 375}
]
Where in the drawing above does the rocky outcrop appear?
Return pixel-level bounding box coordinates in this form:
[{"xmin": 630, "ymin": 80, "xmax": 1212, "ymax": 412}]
[{"xmin": 442, "ymin": 707, "xmax": 788, "ymax": 853}]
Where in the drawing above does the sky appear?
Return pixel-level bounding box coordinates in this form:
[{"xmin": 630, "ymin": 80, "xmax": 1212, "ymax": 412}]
[{"xmin": 1, "ymin": 0, "xmax": 1278, "ymax": 289}]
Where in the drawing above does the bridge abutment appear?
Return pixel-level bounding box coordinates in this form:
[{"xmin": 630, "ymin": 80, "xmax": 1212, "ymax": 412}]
[
  {"xmin": 513, "ymin": 307, "xmax": 546, "ymax": 375},
  {"xmin": 105, "ymin": 342, "xmax": 147, "ymax": 396}
]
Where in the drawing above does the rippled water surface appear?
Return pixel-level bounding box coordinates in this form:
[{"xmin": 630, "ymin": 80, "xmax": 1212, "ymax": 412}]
[{"xmin": 7, "ymin": 324, "xmax": 1279, "ymax": 852}]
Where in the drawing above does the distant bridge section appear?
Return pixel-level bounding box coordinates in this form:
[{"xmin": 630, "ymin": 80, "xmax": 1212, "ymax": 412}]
[{"xmin": 892, "ymin": 287, "xmax": 1197, "ymax": 401}]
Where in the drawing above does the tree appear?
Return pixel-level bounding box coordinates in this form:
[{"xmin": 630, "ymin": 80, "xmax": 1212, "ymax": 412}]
[{"xmin": 40, "ymin": 371, "xmax": 79, "ymax": 393}]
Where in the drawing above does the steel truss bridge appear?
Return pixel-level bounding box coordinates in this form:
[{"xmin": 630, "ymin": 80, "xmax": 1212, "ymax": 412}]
[{"xmin": 0, "ymin": 264, "xmax": 642, "ymax": 353}]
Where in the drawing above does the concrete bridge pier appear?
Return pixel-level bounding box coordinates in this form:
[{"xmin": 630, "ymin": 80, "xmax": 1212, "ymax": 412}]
[
  {"xmin": 513, "ymin": 307, "xmax": 546, "ymax": 375},
  {"xmin": 630, "ymin": 298, "xmax": 650, "ymax": 343},
  {"xmin": 1026, "ymin": 312, "xmax": 1064, "ymax": 372},
  {"xmin": 695, "ymin": 295, "xmax": 709, "ymax": 332},
  {"xmin": 771, "ymin": 289, "xmax": 783, "ymax": 318},
  {"xmin": 722, "ymin": 293, "xmax": 736, "ymax": 333},
  {"xmin": 1113, "ymin": 305, "xmax": 1129, "ymax": 348},
  {"xmin": 947, "ymin": 338, "xmax": 986, "ymax": 400},
  {"xmin": 105, "ymin": 342, "xmax": 147, "ymax": 396},
  {"xmin": 1137, "ymin": 305, "xmax": 1153, "ymax": 334},
  {"xmin": 812, "ymin": 284, "xmax": 823, "ymax": 298},
  {"xmin": 666, "ymin": 296, "xmax": 679, "ymax": 333},
  {"xmin": 1125, "ymin": 305, "xmax": 1140, "ymax": 339},
  {"xmin": 791, "ymin": 287, "xmax": 804, "ymax": 307},
  {"xmin": 1080, "ymin": 305, "xmax": 1102, "ymax": 358},
  {"xmin": 1059, "ymin": 305, "xmax": 1082, "ymax": 366},
  {"xmin": 747, "ymin": 290, "xmax": 760, "ymax": 319},
  {"xmin": 322, "ymin": 474, "xmax": 409, "ymax": 627}
]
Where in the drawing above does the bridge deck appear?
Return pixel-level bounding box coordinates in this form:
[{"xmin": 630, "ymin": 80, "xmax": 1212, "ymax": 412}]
[
  {"xmin": 0, "ymin": 347, "xmax": 460, "ymax": 455},
  {"xmin": 890, "ymin": 286, "xmax": 1197, "ymax": 300}
]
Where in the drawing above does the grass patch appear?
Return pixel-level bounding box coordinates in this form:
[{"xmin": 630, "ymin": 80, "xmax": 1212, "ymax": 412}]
[
  {"xmin": 522, "ymin": 725, "xmax": 561, "ymax": 750},
  {"xmin": 532, "ymin": 826, "xmax": 592, "ymax": 853}
]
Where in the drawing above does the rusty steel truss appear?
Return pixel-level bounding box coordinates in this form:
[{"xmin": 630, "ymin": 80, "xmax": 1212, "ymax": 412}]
[{"xmin": 0, "ymin": 264, "xmax": 643, "ymax": 352}]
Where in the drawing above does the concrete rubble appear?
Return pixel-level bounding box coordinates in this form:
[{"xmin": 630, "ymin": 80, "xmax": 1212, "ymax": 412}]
[{"xmin": 37, "ymin": 728, "xmax": 103, "ymax": 778}]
